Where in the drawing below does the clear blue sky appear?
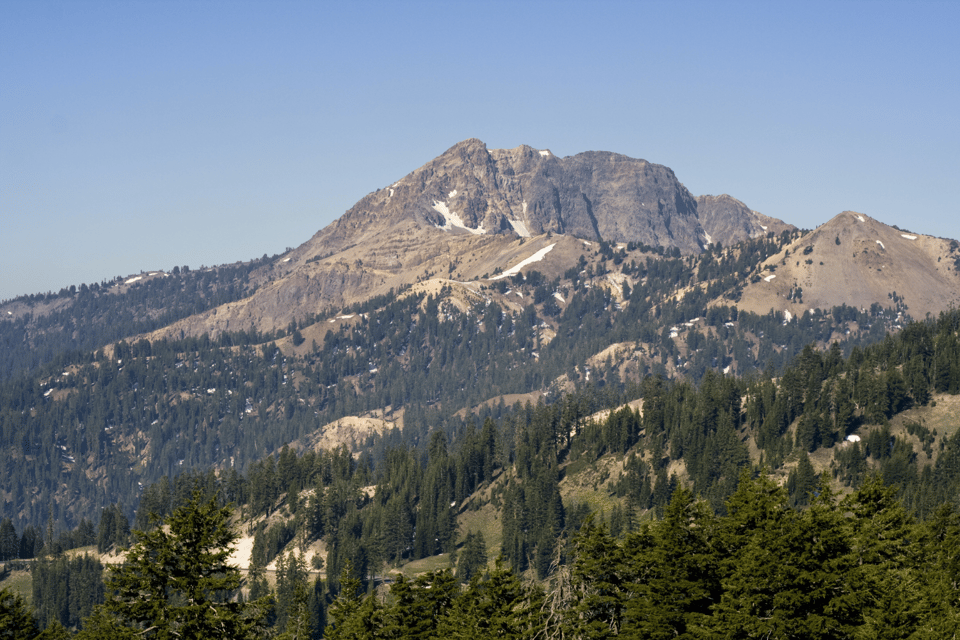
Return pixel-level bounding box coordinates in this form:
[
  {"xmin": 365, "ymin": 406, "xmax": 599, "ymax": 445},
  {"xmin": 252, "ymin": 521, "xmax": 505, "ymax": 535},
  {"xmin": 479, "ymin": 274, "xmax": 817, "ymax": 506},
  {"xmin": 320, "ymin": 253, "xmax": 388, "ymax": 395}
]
[{"xmin": 2, "ymin": 0, "xmax": 958, "ymax": 301}]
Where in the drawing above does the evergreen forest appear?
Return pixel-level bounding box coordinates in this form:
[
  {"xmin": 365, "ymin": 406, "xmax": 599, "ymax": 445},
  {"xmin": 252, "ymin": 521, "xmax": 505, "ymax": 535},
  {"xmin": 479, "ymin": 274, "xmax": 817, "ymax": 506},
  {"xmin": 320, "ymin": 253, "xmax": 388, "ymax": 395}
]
[{"xmin": 3, "ymin": 229, "xmax": 960, "ymax": 638}]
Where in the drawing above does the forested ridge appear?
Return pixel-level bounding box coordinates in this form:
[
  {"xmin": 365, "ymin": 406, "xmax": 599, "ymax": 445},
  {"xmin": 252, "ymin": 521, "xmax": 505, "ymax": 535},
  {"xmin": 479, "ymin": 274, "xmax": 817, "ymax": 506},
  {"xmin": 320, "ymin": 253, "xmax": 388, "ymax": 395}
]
[
  {"xmin": 3, "ymin": 225, "xmax": 960, "ymax": 637},
  {"xmin": 3, "ymin": 306, "xmax": 960, "ymax": 637},
  {"xmin": 0, "ymin": 233, "xmax": 914, "ymax": 534},
  {"xmin": 0, "ymin": 257, "xmax": 272, "ymax": 382}
]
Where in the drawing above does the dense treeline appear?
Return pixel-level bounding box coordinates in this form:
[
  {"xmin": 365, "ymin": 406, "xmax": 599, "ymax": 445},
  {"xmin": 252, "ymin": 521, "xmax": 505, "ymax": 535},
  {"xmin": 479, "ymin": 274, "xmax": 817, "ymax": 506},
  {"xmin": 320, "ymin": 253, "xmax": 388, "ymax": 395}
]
[
  {"xmin": 130, "ymin": 309, "xmax": 960, "ymax": 581},
  {"xmin": 7, "ymin": 305, "xmax": 960, "ymax": 636},
  {"xmin": 31, "ymin": 555, "xmax": 104, "ymax": 631},
  {"xmin": 322, "ymin": 475, "xmax": 960, "ymax": 639},
  {"xmin": 11, "ymin": 472, "xmax": 960, "ymax": 639},
  {"xmin": 0, "ymin": 230, "xmax": 913, "ymax": 533},
  {"xmin": 4, "ymin": 301, "xmax": 959, "ymax": 550}
]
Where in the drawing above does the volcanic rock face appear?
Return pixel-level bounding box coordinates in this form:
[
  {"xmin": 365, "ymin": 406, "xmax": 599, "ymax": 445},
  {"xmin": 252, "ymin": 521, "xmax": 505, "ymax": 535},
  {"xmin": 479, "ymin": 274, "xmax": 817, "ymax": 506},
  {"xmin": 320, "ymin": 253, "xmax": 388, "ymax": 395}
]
[
  {"xmin": 148, "ymin": 139, "xmax": 790, "ymax": 339},
  {"xmin": 696, "ymin": 194, "xmax": 796, "ymax": 247},
  {"xmin": 308, "ymin": 139, "xmax": 709, "ymax": 255},
  {"xmin": 557, "ymin": 150, "xmax": 704, "ymax": 251}
]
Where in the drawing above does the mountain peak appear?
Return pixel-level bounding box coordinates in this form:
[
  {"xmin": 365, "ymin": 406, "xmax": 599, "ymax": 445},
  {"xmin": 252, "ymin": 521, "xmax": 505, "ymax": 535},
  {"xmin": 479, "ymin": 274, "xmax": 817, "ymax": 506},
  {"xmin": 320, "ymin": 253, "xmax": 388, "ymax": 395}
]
[
  {"xmin": 696, "ymin": 194, "xmax": 795, "ymax": 247},
  {"xmin": 737, "ymin": 212, "xmax": 960, "ymax": 319},
  {"xmin": 144, "ymin": 141, "xmax": 795, "ymax": 338}
]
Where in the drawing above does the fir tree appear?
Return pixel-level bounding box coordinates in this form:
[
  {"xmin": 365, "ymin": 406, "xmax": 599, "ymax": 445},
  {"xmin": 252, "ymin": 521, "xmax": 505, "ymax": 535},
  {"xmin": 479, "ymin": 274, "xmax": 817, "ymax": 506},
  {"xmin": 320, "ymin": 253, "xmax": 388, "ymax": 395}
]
[
  {"xmin": 104, "ymin": 492, "xmax": 269, "ymax": 639},
  {"xmin": 0, "ymin": 587, "xmax": 38, "ymax": 640}
]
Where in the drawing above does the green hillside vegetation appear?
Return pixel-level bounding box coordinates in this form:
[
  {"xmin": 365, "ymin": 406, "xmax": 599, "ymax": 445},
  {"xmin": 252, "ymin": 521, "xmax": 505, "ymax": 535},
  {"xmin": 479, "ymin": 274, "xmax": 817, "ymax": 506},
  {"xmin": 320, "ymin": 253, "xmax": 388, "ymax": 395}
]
[
  {"xmin": 0, "ymin": 233, "xmax": 913, "ymax": 534},
  {"xmin": 4, "ymin": 227, "xmax": 960, "ymax": 638},
  {"xmin": 5, "ymin": 472, "xmax": 960, "ymax": 639},
  {"xmin": 4, "ymin": 307, "xmax": 960, "ymax": 637},
  {"xmin": 0, "ymin": 258, "xmax": 273, "ymax": 382}
]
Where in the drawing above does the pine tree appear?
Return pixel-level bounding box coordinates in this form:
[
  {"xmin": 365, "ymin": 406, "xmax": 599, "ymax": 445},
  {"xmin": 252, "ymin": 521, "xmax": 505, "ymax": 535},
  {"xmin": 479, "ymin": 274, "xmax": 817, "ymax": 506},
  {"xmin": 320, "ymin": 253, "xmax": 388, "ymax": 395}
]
[
  {"xmin": 439, "ymin": 560, "xmax": 542, "ymax": 640},
  {"xmin": 275, "ymin": 551, "xmax": 312, "ymax": 639},
  {"xmin": 74, "ymin": 607, "xmax": 137, "ymax": 640},
  {"xmin": 35, "ymin": 620, "xmax": 71, "ymax": 639},
  {"xmin": 845, "ymin": 476, "xmax": 927, "ymax": 639},
  {"xmin": 456, "ymin": 531, "xmax": 488, "ymax": 583},
  {"xmin": 383, "ymin": 571, "xmax": 457, "ymax": 639},
  {"xmin": 787, "ymin": 452, "xmax": 818, "ymax": 507},
  {"xmin": 0, "ymin": 519, "xmax": 18, "ymax": 560},
  {"xmin": 565, "ymin": 522, "xmax": 629, "ymax": 639},
  {"xmin": 711, "ymin": 473, "xmax": 858, "ymax": 639},
  {"xmin": 0, "ymin": 587, "xmax": 38, "ymax": 640},
  {"xmin": 104, "ymin": 492, "xmax": 269, "ymax": 639},
  {"xmin": 324, "ymin": 562, "xmax": 384, "ymax": 640},
  {"xmin": 623, "ymin": 487, "xmax": 720, "ymax": 639}
]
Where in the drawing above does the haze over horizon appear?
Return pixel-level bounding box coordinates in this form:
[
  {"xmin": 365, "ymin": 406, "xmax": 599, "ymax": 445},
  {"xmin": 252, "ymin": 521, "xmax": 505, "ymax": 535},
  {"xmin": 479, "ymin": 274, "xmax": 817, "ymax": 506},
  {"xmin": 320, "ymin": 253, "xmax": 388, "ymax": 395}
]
[{"xmin": 2, "ymin": 1, "xmax": 958, "ymax": 302}]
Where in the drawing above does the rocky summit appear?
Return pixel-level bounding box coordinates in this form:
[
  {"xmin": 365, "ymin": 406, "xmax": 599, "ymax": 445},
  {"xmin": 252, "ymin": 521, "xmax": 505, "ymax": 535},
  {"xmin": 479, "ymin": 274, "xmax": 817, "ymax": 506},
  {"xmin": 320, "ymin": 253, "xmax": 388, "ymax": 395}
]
[{"xmin": 142, "ymin": 139, "xmax": 793, "ymax": 339}]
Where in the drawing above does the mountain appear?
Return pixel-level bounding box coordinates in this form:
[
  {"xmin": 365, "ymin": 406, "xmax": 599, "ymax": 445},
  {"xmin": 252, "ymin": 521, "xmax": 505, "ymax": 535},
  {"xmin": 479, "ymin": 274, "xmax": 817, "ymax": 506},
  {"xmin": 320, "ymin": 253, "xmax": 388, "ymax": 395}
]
[
  {"xmin": 1, "ymin": 138, "xmax": 959, "ymax": 538},
  {"xmin": 736, "ymin": 211, "xmax": 960, "ymax": 319},
  {"xmin": 140, "ymin": 139, "xmax": 784, "ymax": 340},
  {"xmin": 6, "ymin": 140, "xmax": 960, "ymax": 640},
  {"xmin": 696, "ymin": 194, "xmax": 795, "ymax": 247},
  {"xmin": 0, "ymin": 138, "xmax": 793, "ymax": 351}
]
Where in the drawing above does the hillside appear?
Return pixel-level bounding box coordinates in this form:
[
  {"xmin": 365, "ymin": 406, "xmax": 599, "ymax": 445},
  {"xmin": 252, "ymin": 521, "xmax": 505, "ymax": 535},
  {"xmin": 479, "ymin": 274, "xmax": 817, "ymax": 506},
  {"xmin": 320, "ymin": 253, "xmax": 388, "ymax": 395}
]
[
  {"xmin": 134, "ymin": 139, "xmax": 792, "ymax": 341},
  {"xmin": 737, "ymin": 211, "xmax": 960, "ymax": 319},
  {"xmin": 1, "ymin": 139, "xmax": 958, "ymax": 536},
  {"xmin": 3, "ymin": 139, "xmax": 960, "ymax": 639}
]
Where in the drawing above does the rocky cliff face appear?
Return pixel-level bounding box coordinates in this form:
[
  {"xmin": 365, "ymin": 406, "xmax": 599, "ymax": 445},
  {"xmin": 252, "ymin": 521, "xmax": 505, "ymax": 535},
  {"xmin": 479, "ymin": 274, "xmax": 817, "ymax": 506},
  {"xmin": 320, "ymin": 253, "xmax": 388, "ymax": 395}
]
[
  {"xmin": 696, "ymin": 194, "xmax": 796, "ymax": 247},
  {"xmin": 148, "ymin": 139, "xmax": 791, "ymax": 339},
  {"xmin": 300, "ymin": 139, "xmax": 710, "ymax": 256}
]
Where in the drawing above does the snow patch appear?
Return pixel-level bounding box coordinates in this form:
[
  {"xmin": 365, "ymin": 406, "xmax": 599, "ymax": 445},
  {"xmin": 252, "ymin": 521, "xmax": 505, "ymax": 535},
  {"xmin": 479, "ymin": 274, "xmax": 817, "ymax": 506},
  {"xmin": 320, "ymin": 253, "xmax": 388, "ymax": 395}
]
[
  {"xmin": 539, "ymin": 150, "xmax": 551, "ymax": 157},
  {"xmin": 764, "ymin": 274, "xmax": 776, "ymax": 282},
  {"xmin": 491, "ymin": 243, "xmax": 557, "ymax": 280},
  {"xmin": 855, "ymin": 214, "xmax": 865, "ymax": 222},
  {"xmin": 6, "ymin": 311, "xmax": 11, "ymax": 315},
  {"xmin": 876, "ymin": 240, "xmax": 886, "ymax": 250},
  {"xmin": 389, "ymin": 188, "xmax": 394, "ymax": 197},
  {"xmin": 44, "ymin": 389, "xmax": 53, "ymax": 397},
  {"xmin": 723, "ymin": 365, "xmax": 731, "ymax": 374},
  {"xmin": 283, "ymin": 258, "xmax": 291, "ymax": 262},
  {"xmin": 704, "ymin": 232, "xmax": 713, "ymax": 245},
  {"xmin": 760, "ymin": 225, "xmax": 768, "ymax": 230},
  {"xmin": 582, "ymin": 241, "xmax": 592, "ymax": 247},
  {"xmin": 448, "ymin": 189, "xmax": 458, "ymax": 198},
  {"xmin": 553, "ymin": 292, "xmax": 565, "ymax": 303},
  {"xmin": 901, "ymin": 234, "xmax": 917, "ymax": 240},
  {"xmin": 508, "ymin": 219, "xmax": 531, "ymax": 237},
  {"xmin": 846, "ymin": 434, "xmax": 861, "ymax": 443},
  {"xmin": 783, "ymin": 310, "xmax": 793, "ymax": 323},
  {"xmin": 125, "ymin": 276, "xmax": 142, "ymax": 284},
  {"xmin": 433, "ymin": 201, "xmax": 486, "ymax": 235}
]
